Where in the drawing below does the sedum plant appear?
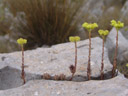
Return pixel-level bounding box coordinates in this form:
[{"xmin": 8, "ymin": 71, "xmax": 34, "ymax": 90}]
[
  {"xmin": 53, "ymin": 74, "xmax": 66, "ymax": 81},
  {"xmin": 17, "ymin": 38, "xmax": 27, "ymax": 84},
  {"xmin": 59, "ymin": 74, "xmax": 66, "ymax": 80},
  {"xmin": 98, "ymin": 30, "xmax": 109, "ymax": 80},
  {"xmin": 53, "ymin": 75, "xmax": 60, "ymax": 81},
  {"xmin": 43, "ymin": 73, "xmax": 51, "ymax": 80},
  {"xmin": 110, "ymin": 20, "xmax": 124, "ymax": 77},
  {"xmin": 82, "ymin": 22, "xmax": 98, "ymax": 80},
  {"xmin": 69, "ymin": 36, "xmax": 80, "ymax": 80}
]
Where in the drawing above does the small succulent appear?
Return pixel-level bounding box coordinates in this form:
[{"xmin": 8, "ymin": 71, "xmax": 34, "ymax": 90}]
[
  {"xmin": 69, "ymin": 65, "xmax": 76, "ymax": 73},
  {"xmin": 53, "ymin": 75, "xmax": 60, "ymax": 80},
  {"xmin": 82, "ymin": 22, "xmax": 98, "ymax": 80},
  {"xmin": 69, "ymin": 36, "xmax": 80, "ymax": 80},
  {"xmin": 98, "ymin": 29, "xmax": 109, "ymax": 80},
  {"xmin": 17, "ymin": 38, "xmax": 27, "ymax": 84},
  {"xmin": 43, "ymin": 73, "xmax": 51, "ymax": 80},
  {"xmin": 110, "ymin": 20, "xmax": 124, "ymax": 78},
  {"xmin": 52, "ymin": 74, "xmax": 66, "ymax": 81},
  {"xmin": 59, "ymin": 74, "xmax": 66, "ymax": 80}
]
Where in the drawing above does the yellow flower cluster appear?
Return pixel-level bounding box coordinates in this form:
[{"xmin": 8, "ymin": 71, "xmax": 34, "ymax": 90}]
[
  {"xmin": 69, "ymin": 36, "xmax": 80, "ymax": 42},
  {"xmin": 126, "ymin": 64, "xmax": 128, "ymax": 68},
  {"xmin": 111, "ymin": 20, "xmax": 124, "ymax": 30},
  {"xmin": 98, "ymin": 30, "xmax": 109, "ymax": 37},
  {"xmin": 82, "ymin": 22, "xmax": 98, "ymax": 32},
  {"xmin": 17, "ymin": 38, "xmax": 27, "ymax": 45}
]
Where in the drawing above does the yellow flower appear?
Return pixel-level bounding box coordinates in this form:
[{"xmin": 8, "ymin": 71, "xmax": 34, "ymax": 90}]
[
  {"xmin": 111, "ymin": 20, "xmax": 117, "ymax": 26},
  {"xmin": 82, "ymin": 22, "xmax": 88, "ymax": 28},
  {"xmin": 69, "ymin": 36, "xmax": 80, "ymax": 42},
  {"xmin": 98, "ymin": 30, "xmax": 109, "ymax": 37},
  {"xmin": 110, "ymin": 20, "xmax": 124, "ymax": 30},
  {"xmin": 75, "ymin": 36, "xmax": 80, "ymax": 42},
  {"xmin": 17, "ymin": 38, "xmax": 27, "ymax": 45},
  {"xmin": 126, "ymin": 64, "xmax": 128, "ymax": 68},
  {"xmin": 69, "ymin": 36, "xmax": 75, "ymax": 42},
  {"xmin": 82, "ymin": 22, "xmax": 98, "ymax": 32}
]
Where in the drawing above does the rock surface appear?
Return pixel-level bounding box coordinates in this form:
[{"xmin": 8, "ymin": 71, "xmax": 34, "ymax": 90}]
[
  {"xmin": 0, "ymin": 75, "xmax": 128, "ymax": 96},
  {"xmin": 0, "ymin": 37, "xmax": 112, "ymax": 80},
  {"xmin": 0, "ymin": 37, "xmax": 127, "ymax": 96},
  {"xmin": 120, "ymin": 0, "xmax": 128, "ymax": 39},
  {"xmin": 0, "ymin": 37, "xmax": 122, "ymax": 95},
  {"xmin": 0, "ymin": 35, "xmax": 19, "ymax": 53},
  {"xmin": 120, "ymin": 0, "xmax": 128, "ymax": 21}
]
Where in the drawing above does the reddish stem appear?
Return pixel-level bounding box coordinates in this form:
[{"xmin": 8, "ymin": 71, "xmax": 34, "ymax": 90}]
[
  {"xmin": 101, "ymin": 38, "xmax": 104, "ymax": 80},
  {"xmin": 70, "ymin": 42, "xmax": 77, "ymax": 80},
  {"xmin": 87, "ymin": 31, "xmax": 91, "ymax": 80},
  {"xmin": 112, "ymin": 30, "xmax": 118, "ymax": 78},
  {"xmin": 21, "ymin": 45, "xmax": 26, "ymax": 84}
]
